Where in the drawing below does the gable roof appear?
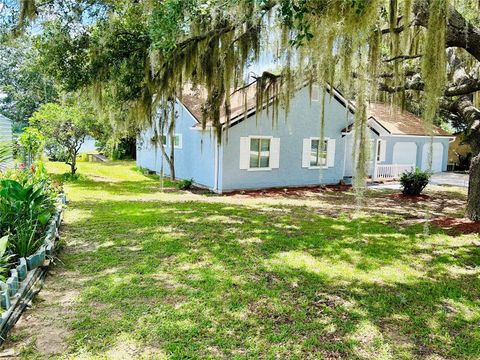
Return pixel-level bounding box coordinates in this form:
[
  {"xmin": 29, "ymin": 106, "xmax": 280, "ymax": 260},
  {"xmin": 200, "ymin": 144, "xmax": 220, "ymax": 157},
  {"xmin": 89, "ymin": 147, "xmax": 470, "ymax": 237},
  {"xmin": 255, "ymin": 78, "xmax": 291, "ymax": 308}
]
[
  {"xmin": 180, "ymin": 82, "xmax": 258, "ymax": 127},
  {"xmin": 179, "ymin": 83, "xmax": 451, "ymax": 137},
  {"xmin": 365, "ymin": 103, "xmax": 451, "ymax": 137}
]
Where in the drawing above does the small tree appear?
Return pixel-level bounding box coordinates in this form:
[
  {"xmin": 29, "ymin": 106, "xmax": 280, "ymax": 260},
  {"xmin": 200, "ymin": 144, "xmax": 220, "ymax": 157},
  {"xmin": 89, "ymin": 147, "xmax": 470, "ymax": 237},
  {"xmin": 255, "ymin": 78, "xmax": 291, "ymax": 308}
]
[
  {"xmin": 29, "ymin": 103, "xmax": 95, "ymax": 175},
  {"xmin": 18, "ymin": 127, "xmax": 45, "ymax": 165}
]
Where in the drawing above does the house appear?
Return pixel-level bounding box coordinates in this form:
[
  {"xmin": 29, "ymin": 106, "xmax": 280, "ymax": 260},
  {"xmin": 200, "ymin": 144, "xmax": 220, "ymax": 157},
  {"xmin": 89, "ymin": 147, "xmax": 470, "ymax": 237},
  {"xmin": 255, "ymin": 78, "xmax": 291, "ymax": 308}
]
[
  {"xmin": 0, "ymin": 114, "xmax": 13, "ymax": 170},
  {"xmin": 136, "ymin": 83, "xmax": 454, "ymax": 193}
]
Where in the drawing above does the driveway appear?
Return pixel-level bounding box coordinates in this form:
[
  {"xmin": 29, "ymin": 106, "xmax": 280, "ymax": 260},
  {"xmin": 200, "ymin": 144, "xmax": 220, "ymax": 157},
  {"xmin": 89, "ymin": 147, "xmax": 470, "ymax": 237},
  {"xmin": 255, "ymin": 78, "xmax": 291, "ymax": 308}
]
[
  {"xmin": 369, "ymin": 172, "xmax": 469, "ymax": 190},
  {"xmin": 430, "ymin": 172, "xmax": 469, "ymax": 187}
]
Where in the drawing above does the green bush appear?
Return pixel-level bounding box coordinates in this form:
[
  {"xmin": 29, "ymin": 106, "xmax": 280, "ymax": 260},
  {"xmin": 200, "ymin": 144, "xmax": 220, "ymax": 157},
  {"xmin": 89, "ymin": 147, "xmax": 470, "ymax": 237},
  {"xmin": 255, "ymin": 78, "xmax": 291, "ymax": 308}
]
[
  {"xmin": 400, "ymin": 168, "xmax": 431, "ymax": 196},
  {"xmin": 0, "ymin": 163, "xmax": 58, "ymax": 258},
  {"xmin": 176, "ymin": 178, "xmax": 193, "ymax": 190}
]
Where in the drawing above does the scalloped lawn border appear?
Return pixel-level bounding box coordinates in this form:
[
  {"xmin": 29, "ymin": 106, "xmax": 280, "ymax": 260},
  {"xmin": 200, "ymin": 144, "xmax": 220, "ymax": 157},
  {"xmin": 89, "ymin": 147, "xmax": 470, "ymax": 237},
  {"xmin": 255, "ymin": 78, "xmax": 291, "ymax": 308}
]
[{"xmin": 0, "ymin": 192, "xmax": 66, "ymax": 344}]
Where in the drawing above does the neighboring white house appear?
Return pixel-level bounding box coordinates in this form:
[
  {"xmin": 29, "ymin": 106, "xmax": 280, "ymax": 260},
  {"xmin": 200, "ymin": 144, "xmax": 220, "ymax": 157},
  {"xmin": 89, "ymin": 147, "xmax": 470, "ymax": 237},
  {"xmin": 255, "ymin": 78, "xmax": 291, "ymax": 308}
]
[
  {"xmin": 137, "ymin": 83, "xmax": 455, "ymax": 193},
  {"xmin": 0, "ymin": 114, "xmax": 13, "ymax": 170}
]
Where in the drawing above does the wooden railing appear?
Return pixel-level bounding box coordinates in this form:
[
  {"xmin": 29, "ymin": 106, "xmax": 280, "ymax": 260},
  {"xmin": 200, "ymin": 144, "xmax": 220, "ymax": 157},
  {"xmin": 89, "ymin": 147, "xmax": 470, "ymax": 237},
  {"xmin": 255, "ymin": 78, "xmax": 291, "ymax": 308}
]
[{"xmin": 374, "ymin": 164, "xmax": 415, "ymax": 180}]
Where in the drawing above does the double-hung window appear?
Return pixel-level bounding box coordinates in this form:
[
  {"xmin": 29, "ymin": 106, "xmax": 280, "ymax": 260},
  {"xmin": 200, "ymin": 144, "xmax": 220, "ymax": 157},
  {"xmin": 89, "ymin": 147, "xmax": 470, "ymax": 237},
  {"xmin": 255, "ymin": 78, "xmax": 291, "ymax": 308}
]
[
  {"xmin": 310, "ymin": 139, "xmax": 328, "ymax": 167},
  {"xmin": 249, "ymin": 138, "xmax": 271, "ymax": 168}
]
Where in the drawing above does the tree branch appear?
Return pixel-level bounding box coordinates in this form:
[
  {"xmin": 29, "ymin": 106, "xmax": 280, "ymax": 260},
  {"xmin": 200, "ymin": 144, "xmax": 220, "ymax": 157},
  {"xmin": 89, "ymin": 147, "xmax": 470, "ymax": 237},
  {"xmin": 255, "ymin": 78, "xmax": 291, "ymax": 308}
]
[
  {"xmin": 383, "ymin": 54, "xmax": 423, "ymax": 63},
  {"xmin": 413, "ymin": 0, "xmax": 480, "ymax": 62}
]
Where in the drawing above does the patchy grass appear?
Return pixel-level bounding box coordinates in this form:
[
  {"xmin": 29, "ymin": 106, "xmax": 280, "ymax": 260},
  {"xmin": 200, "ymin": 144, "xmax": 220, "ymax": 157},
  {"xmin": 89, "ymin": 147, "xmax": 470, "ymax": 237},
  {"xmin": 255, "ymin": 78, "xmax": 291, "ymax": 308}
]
[{"xmin": 4, "ymin": 161, "xmax": 479, "ymax": 359}]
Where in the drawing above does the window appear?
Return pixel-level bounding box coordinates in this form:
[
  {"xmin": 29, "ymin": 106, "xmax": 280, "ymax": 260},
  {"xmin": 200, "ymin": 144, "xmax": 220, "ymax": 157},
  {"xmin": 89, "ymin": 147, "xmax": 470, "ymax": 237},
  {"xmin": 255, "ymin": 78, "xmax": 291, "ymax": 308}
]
[
  {"xmin": 249, "ymin": 138, "xmax": 271, "ymax": 168},
  {"xmin": 160, "ymin": 135, "xmax": 167, "ymax": 146},
  {"xmin": 310, "ymin": 139, "xmax": 327, "ymax": 167},
  {"xmin": 376, "ymin": 140, "xmax": 382, "ymax": 161},
  {"xmin": 174, "ymin": 134, "xmax": 182, "ymax": 149}
]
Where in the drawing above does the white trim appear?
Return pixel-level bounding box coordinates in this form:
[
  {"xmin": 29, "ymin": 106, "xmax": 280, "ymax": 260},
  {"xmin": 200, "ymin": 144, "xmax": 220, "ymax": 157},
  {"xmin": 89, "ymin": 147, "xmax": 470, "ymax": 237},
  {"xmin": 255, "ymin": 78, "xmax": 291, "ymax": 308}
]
[
  {"xmin": 174, "ymin": 134, "xmax": 183, "ymax": 149},
  {"xmin": 246, "ymin": 135, "xmax": 274, "ymax": 171},
  {"xmin": 382, "ymin": 134, "xmax": 453, "ymax": 139},
  {"xmin": 304, "ymin": 137, "xmax": 330, "ymax": 169},
  {"xmin": 214, "ymin": 136, "xmax": 219, "ymax": 192},
  {"xmin": 247, "ymin": 167, "xmax": 272, "ymax": 172}
]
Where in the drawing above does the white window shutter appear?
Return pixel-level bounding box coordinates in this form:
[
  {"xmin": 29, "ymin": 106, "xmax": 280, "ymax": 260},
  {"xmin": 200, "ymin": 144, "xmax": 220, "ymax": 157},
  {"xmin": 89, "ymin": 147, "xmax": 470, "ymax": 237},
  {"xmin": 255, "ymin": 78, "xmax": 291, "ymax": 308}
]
[
  {"xmin": 302, "ymin": 138, "xmax": 311, "ymax": 168},
  {"xmin": 379, "ymin": 139, "xmax": 386, "ymax": 162},
  {"xmin": 239, "ymin": 137, "xmax": 250, "ymax": 169},
  {"xmin": 326, "ymin": 139, "xmax": 336, "ymax": 167},
  {"xmin": 270, "ymin": 138, "xmax": 280, "ymax": 168}
]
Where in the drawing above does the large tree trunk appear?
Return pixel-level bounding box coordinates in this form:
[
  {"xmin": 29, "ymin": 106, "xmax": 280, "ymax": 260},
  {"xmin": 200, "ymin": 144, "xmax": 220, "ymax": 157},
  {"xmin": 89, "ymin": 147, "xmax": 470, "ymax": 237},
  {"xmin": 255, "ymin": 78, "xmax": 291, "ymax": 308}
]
[{"xmin": 466, "ymin": 153, "xmax": 480, "ymax": 221}]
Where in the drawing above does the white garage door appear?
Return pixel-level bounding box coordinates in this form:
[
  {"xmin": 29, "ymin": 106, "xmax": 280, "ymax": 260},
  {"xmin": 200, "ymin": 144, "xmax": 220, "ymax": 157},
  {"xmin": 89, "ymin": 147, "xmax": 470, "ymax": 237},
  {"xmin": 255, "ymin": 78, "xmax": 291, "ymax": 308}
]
[
  {"xmin": 393, "ymin": 142, "xmax": 417, "ymax": 166},
  {"xmin": 422, "ymin": 142, "xmax": 443, "ymax": 173}
]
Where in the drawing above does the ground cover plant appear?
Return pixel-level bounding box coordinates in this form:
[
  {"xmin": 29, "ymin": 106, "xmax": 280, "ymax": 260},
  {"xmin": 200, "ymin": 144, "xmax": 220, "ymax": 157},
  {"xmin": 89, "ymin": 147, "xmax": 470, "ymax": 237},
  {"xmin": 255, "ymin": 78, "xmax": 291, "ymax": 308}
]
[
  {"xmin": 2, "ymin": 161, "xmax": 478, "ymax": 359},
  {"xmin": 0, "ymin": 163, "xmax": 58, "ymax": 262}
]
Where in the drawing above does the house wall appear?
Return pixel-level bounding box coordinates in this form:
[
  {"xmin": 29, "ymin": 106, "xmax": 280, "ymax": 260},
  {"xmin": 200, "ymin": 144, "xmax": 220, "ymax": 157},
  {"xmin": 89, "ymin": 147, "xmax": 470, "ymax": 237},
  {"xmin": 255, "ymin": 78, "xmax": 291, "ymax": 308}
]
[
  {"xmin": 220, "ymin": 87, "xmax": 353, "ymax": 192},
  {"xmin": 0, "ymin": 114, "xmax": 13, "ymax": 169},
  {"xmin": 136, "ymin": 101, "xmax": 217, "ymax": 189},
  {"xmin": 382, "ymin": 135, "xmax": 451, "ymax": 172}
]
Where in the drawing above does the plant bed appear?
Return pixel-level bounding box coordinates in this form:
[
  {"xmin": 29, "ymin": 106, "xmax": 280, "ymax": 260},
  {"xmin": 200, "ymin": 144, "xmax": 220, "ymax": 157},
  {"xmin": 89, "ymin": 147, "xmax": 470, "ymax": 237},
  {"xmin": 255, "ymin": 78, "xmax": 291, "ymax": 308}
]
[
  {"xmin": 431, "ymin": 217, "xmax": 480, "ymax": 235},
  {"xmin": 227, "ymin": 184, "xmax": 352, "ymax": 198},
  {"xmin": 0, "ymin": 193, "xmax": 66, "ymax": 344}
]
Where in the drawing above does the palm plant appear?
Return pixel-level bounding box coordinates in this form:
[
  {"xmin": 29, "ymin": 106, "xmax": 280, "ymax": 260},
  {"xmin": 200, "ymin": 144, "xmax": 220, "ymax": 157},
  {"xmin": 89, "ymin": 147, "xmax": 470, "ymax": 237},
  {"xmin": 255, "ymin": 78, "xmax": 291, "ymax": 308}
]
[
  {"xmin": 0, "ymin": 179, "xmax": 53, "ymax": 258},
  {"xmin": 0, "ymin": 235, "xmax": 13, "ymax": 281},
  {"xmin": 0, "ymin": 141, "xmax": 11, "ymax": 170}
]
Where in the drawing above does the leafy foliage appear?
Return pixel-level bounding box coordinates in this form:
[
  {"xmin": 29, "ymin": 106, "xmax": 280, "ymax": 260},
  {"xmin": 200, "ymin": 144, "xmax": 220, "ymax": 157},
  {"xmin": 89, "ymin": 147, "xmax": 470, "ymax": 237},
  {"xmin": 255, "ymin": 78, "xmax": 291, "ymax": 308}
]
[
  {"xmin": 18, "ymin": 126, "xmax": 45, "ymax": 163},
  {"xmin": 0, "ymin": 235, "xmax": 13, "ymax": 282},
  {"xmin": 29, "ymin": 101, "xmax": 96, "ymax": 174},
  {"xmin": 0, "ymin": 141, "xmax": 12, "ymax": 167},
  {"xmin": 0, "ymin": 163, "xmax": 57, "ymax": 258},
  {"xmin": 0, "ymin": 41, "xmax": 57, "ymax": 128},
  {"xmin": 400, "ymin": 168, "xmax": 431, "ymax": 196},
  {"xmin": 176, "ymin": 178, "xmax": 193, "ymax": 190}
]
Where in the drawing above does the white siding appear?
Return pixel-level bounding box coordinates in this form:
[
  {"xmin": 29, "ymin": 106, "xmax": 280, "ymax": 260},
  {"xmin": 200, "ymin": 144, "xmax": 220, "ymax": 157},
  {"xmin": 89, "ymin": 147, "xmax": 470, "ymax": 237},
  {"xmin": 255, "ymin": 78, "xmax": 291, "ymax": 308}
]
[{"xmin": 0, "ymin": 114, "xmax": 13, "ymax": 169}]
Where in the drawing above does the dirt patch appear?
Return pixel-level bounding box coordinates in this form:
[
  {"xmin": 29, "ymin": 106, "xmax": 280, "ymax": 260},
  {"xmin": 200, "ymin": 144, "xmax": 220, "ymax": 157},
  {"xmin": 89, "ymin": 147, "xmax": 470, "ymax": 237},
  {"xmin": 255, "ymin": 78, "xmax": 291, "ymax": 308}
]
[
  {"xmin": 226, "ymin": 184, "xmax": 352, "ymax": 198},
  {"xmin": 384, "ymin": 193, "xmax": 430, "ymax": 202},
  {"xmin": 431, "ymin": 217, "xmax": 480, "ymax": 235},
  {"xmin": 35, "ymin": 326, "xmax": 70, "ymax": 355}
]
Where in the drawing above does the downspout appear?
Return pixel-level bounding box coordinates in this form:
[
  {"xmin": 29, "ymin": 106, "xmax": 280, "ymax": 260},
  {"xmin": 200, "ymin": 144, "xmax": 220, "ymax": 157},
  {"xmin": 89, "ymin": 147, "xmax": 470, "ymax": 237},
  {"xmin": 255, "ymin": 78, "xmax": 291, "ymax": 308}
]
[
  {"xmin": 214, "ymin": 129, "xmax": 221, "ymax": 193},
  {"xmin": 342, "ymin": 134, "xmax": 348, "ymax": 178}
]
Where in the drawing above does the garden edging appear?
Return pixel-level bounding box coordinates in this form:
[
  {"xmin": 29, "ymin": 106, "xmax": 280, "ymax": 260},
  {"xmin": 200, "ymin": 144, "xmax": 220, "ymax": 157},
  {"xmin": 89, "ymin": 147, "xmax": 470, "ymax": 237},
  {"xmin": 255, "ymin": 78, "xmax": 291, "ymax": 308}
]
[{"xmin": 0, "ymin": 192, "xmax": 66, "ymax": 343}]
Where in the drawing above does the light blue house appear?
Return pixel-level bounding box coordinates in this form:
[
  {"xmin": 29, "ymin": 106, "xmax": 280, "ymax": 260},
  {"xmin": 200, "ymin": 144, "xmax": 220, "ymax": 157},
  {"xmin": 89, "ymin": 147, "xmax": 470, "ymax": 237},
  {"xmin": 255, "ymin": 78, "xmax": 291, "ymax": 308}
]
[
  {"xmin": 137, "ymin": 84, "xmax": 454, "ymax": 193},
  {"xmin": 0, "ymin": 114, "xmax": 13, "ymax": 170}
]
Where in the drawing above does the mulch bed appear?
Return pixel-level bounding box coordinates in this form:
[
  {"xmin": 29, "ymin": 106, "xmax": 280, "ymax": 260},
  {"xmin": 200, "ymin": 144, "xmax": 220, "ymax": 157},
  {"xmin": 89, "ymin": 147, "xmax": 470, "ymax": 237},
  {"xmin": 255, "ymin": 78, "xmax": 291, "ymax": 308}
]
[
  {"xmin": 431, "ymin": 217, "xmax": 480, "ymax": 235},
  {"xmin": 385, "ymin": 193, "xmax": 431, "ymax": 202},
  {"xmin": 226, "ymin": 184, "xmax": 352, "ymax": 198}
]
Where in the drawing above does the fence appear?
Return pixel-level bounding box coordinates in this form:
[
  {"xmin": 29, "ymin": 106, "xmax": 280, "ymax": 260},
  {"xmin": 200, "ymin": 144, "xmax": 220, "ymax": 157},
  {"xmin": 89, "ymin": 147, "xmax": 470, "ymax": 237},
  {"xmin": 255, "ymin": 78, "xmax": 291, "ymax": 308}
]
[{"xmin": 374, "ymin": 164, "xmax": 415, "ymax": 180}]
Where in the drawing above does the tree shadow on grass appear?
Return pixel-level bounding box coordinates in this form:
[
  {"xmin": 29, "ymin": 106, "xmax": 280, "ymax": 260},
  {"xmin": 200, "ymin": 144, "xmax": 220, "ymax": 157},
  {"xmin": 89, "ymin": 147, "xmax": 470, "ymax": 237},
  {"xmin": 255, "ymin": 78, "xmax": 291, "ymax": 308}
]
[{"xmin": 54, "ymin": 196, "xmax": 480, "ymax": 358}]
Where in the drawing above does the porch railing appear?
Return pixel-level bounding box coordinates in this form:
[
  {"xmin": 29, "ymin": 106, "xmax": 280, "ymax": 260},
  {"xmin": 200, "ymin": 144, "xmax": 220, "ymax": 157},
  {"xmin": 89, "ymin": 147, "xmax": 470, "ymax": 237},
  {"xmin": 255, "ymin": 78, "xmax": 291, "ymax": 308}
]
[{"xmin": 374, "ymin": 164, "xmax": 415, "ymax": 180}]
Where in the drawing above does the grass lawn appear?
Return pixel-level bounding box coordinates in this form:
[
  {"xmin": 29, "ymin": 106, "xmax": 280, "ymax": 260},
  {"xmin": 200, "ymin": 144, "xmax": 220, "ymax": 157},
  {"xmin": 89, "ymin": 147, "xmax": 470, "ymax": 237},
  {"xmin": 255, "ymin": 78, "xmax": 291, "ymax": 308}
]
[{"xmin": 4, "ymin": 161, "xmax": 479, "ymax": 359}]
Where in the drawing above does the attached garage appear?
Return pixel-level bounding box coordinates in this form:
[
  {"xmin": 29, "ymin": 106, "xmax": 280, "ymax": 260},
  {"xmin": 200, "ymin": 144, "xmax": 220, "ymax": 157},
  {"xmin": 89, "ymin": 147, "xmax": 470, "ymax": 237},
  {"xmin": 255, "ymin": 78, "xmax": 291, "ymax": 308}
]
[
  {"xmin": 392, "ymin": 142, "xmax": 417, "ymax": 166},
  {"xmin": 422, "ymin": 142, "xmax": 444, "ymax": 173}
]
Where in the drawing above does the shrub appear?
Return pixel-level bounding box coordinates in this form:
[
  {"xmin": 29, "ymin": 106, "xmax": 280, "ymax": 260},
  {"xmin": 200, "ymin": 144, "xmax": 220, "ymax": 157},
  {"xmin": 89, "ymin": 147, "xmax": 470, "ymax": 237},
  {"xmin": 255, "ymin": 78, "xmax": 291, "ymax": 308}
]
[
  {"xmin": 176, "ymin": 178, "xmax": 193, "ymax": 190},
  {"xmin": 18, "ymin": 127, "xmax": 45, "ymax": 164},
  {"xmin": 0, "ymin": 164, "xmax": 57, "ymax": 258},
  {"xmin": 400, "ymin": 168, "xmax": 431, "ymax": 196}
]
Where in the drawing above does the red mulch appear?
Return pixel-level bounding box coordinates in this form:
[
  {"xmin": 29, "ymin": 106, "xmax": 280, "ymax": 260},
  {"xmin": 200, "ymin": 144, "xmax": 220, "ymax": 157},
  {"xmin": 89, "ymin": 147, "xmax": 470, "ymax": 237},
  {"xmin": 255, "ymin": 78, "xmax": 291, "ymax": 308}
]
[
  {"xmin": 385, "ymin": 193, "xmax": 430, "ymax": 202},
  {"xmin": 431, "ymin": 217, "xmax": 480, "ymax": 235},
  {"xmin": 226, "ymin": 184, "xmax": 352, "ymax": 198}
]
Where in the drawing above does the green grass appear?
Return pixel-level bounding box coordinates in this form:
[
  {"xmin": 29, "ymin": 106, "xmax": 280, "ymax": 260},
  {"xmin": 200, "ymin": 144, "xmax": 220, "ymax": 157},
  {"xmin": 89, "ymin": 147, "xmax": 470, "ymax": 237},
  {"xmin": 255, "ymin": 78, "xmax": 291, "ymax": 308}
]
[{"xmin": 10, "ymin": 161, "xmax": 480, "ymax": 359}]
